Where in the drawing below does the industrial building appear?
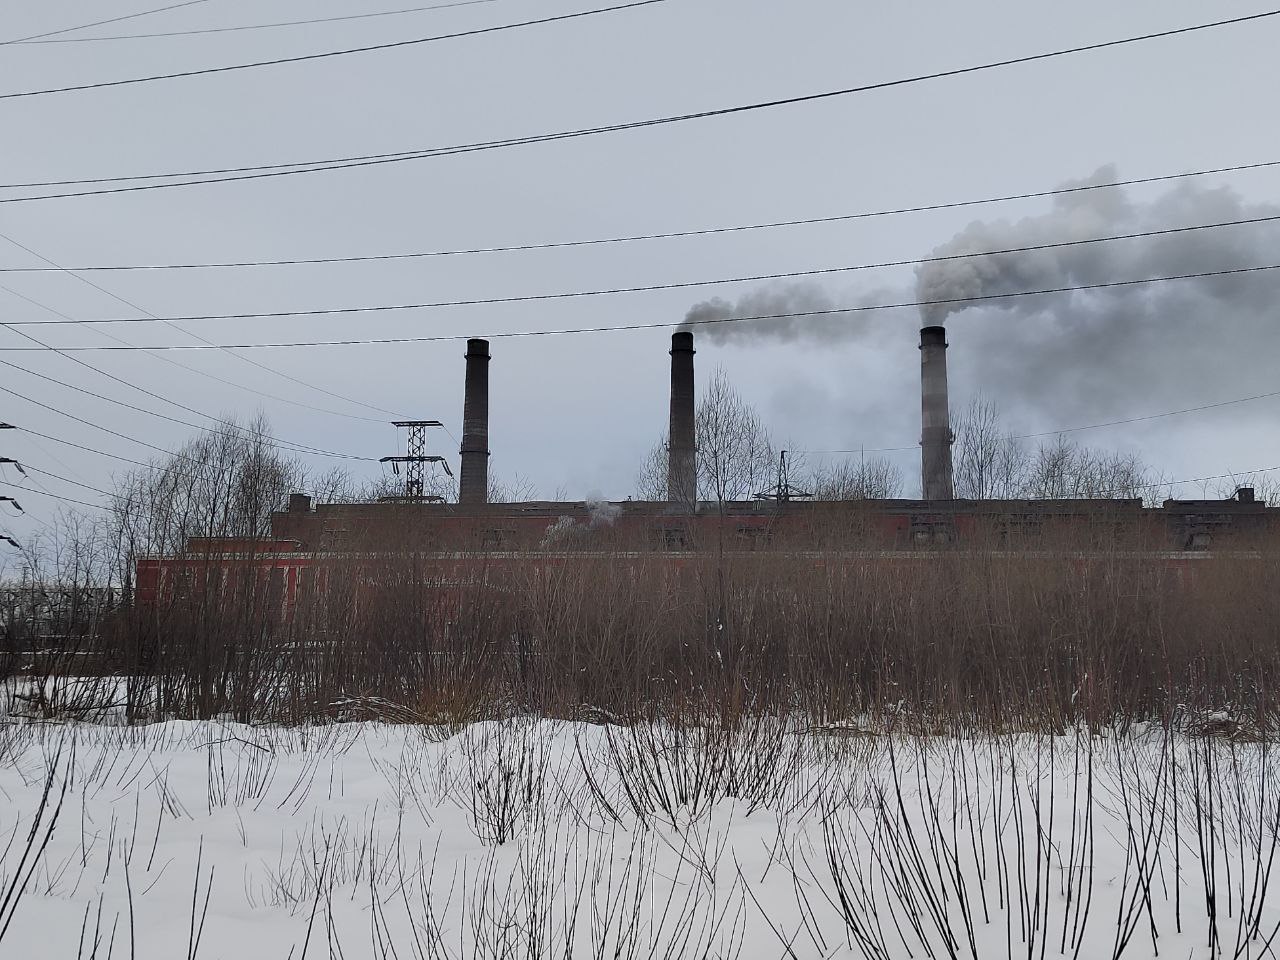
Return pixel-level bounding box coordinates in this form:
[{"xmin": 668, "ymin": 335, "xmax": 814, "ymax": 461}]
[{"xmin": 135, "ymin": 326, "xmax": 1279, "ymax": 614}]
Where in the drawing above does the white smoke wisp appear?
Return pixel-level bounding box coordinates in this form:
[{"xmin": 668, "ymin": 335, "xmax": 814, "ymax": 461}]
[
  {"xmin": 540, "ymin": 515, "xmax": 577, "ymax": 547},
  {"xmin": 540, "ymin": 498, "xmax": 621, "ymax": 546},
  {"xmin": 585, "ymin": 498, "xmax": 621, "ymax": 528}
]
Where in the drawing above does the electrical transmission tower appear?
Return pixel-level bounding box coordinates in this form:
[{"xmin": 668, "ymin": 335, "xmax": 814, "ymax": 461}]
[
  {"xmin": 379, "ymin": 420, "xmax": 452, "ymax": 501},
  {"xmin": 754, "ymin": 450, "xmax": 812, "ymax": 503}
]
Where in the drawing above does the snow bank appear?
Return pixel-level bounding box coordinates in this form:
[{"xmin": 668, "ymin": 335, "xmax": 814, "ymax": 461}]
[{"xmin": 0, "ymin": 718, "xmax": 1275, "ymax": 958}]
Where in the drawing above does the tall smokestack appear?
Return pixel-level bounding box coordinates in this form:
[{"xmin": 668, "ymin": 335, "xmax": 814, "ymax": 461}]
[
  {"xmin": 459, "ymin": 338, "xmax": 490, "ymax": 505},
  {"xmin": 667, "ymin": 331, "xmax": 697, "ymax": 507},
  {"xmin": 919, "ymin": 325, "xmax": 954, "ymax": 501}
]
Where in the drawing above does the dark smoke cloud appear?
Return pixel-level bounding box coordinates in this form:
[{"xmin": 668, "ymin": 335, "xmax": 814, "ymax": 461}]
[
  {"xmin": 914, "ymin": 166, "xmax": 1136, "ymax": 325},
  {"xmin": 681, "ymin": 168, "xmax": 1280, "ymax": 426},
  {"xmin": 679, "ymin": 281, "xmax": 898, "ymax": 343},
  {"xmin": 912, "ymin": 167, "xmax": 1280, "ymax": 421}
]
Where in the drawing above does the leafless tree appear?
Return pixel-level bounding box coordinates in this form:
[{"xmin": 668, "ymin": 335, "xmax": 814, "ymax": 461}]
[
  {"xmin": 953, "ymin": 397, "xmax": 1030, "ymax": 499},
  {"xmin": 300, "ymin": 465, "xmax": 360, "ymax": 503},
  {"xmin": 633, "ymin": 369, "xmax": 776, "ymax": 506},
  {"xmin": 1210, "ymin": 471, "xmax": 1278, "ymax": 505},
  {"xmin": 107, "ymin": 413, "xmax": 300, "ymax": 565},
  {"xmin": 1026, "ymin": 435, "xmax": 1156, "ymax": 500},
  {"xmin": 697, "ymin": 369, "xmax": 776, "ymax": 505},
  {"xmin": 488, "ymin": 472, "xmax": 537, "ymax": 503},
  {"xmin": 634, "ymin": 438, "xmax": 668, "ymax": 501},
  {"xmin": 1, "ymin": 507, "xmax": 121, "ymax": 714},
  {"xmin": 952, "ymin": 397, "xmax": 1163, "ymax": 503},
  {"xmin": 807, "ymin": 457, "xmax": 903, "ymax": 500}
]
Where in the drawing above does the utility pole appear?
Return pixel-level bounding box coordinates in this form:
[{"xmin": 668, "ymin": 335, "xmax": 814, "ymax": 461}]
[
  {"xmin": 379, "ymin": 420, "xmax": 453, "ymax": 501},
  {"xmin": 0, "ymin": 426, "xmax": 23, "ymax": 549}
]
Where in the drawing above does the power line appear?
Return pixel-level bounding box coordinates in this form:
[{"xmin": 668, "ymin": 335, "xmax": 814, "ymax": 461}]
[
  {"xmin": 6, "ymin": 213, "xmax": 1278, "ymax": 327},
  {"xmin": 13, "ymin": 0, "xmax": 514, "ymax": 44},
  {"xmin": 2, "ymin": 385, "xmax": 383, "ymax": 487},
  {"xmin": 1129, "ymin": 466, "xmax": 1280, "ymax": 494},
  {"xmin": 10, "ymin": 418, "xmax": 365, "ymax": 487},
  {"xmin": 1, "ymin": 260, "xmax": 1276, "ymax": 351},
  {"xmin": 21, "ymin": 431, "xmax": 96, "ymax": 491},
  {"xmin": 2, "ymin": 465, "xmax": 57, "ymax": 522},
  {"xmin": 0, "ymin": 359, "xmax": 379, "ymax": 462},
  {"xmin": 0, "ymin": 260, "xmax": 1275, "ymax": 353},
  {"xmin": 3, "ymin": 420, "xmax": 384, "ymax": 513},
  {"xmin": 0, "ymin": 0, "xmax": 666, "ymax": 100},
  {"xmin": 3, "ymin": 10, "xmax": 1277, "ymax": 200},
  {"xmin": 9, "ymin": 464, "xmax": 116, "ymax": 500},
  {"xmin": 15, "ymin": 426, "xmax": 162, "ymax": 470},
  {"xmin": 1, "ymin": 0, "xmax": 213, "ymax": 45},
  {"xmin": 0, "ymin": 286, "xmax": 396, "ymax": 428},
  {"xmin": 0, "ymin": 483, "xmax": 109, "ymax": 511},
  {"xmin": 6, "ymin": 159, "xmax": 1280, "ymax": 271},
  {"xmin": 0, "ymin": 383, "xmax": 220, "ymax": 464},
  {"xmin": 6, "ymin": 389, "xmax": 1278, "ymax": 510},
  {"xmin": 1, "ymin": 467, "xmax": 49, "ymax": 527},
  {"xmin": 0, "ymin": 232, "xmax": 402, "ymax": 421},
  {"xmin": 1011, "ymin": 399, "xmax": 1280, "ymax": 443},
  {"xmin": 800, "ymin": 388, "xmax": 1280, "ymax": 455}
]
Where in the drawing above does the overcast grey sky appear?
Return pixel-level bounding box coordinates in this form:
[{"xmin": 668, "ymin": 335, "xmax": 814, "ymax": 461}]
[{"xmin": 2, "ymin": 0, "xmax": 1279, "ymax": 544}]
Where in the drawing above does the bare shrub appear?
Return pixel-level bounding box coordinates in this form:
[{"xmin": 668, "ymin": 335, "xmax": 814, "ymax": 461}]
[
  {"xmin": 454, "ymin": 719, "xmax": 553, "ymax": 845},
  {"xmin": 7, "ymin": 411, "xmax": 1280, "ymax": 736},
  {"xmin": 807, "ymin": 456, "xmax": 903, "ymax": 500}
]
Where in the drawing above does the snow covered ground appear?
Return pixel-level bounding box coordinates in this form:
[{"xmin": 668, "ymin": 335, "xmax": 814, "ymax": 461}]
[{"xmin": 0, "ymin": 715, "xmax": 1276, "ymax": 958}]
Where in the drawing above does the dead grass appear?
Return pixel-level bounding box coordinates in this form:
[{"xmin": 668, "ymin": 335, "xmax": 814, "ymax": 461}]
[{"xmin": 7, "ymin": 520, "xmax": 1280, "ymax": 731}]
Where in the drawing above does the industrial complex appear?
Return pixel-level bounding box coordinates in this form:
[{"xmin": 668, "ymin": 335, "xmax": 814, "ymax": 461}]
[{"xmin": 133, "ymin": 326, "xmax": 1278, "ymax": 617}]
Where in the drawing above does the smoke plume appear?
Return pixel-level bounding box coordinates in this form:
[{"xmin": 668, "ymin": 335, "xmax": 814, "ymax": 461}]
[
  {"xmin": 679, "ymin": 281, "xmax": 895, "ymax": 344},
  {"xmin": 913, "ymin": 165, "xmax": 1278, "ymax": 322},
  {"xmin": 912, "ymin": 167, "xmax": 1280, "ymax": 420},
  {"xmin": 540, "ymin": 497, "xmax": 621, "ymax": 546},
  {"xmin": 681, "ymin": 168, "xmax": 1280, "ymax": 424}
]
